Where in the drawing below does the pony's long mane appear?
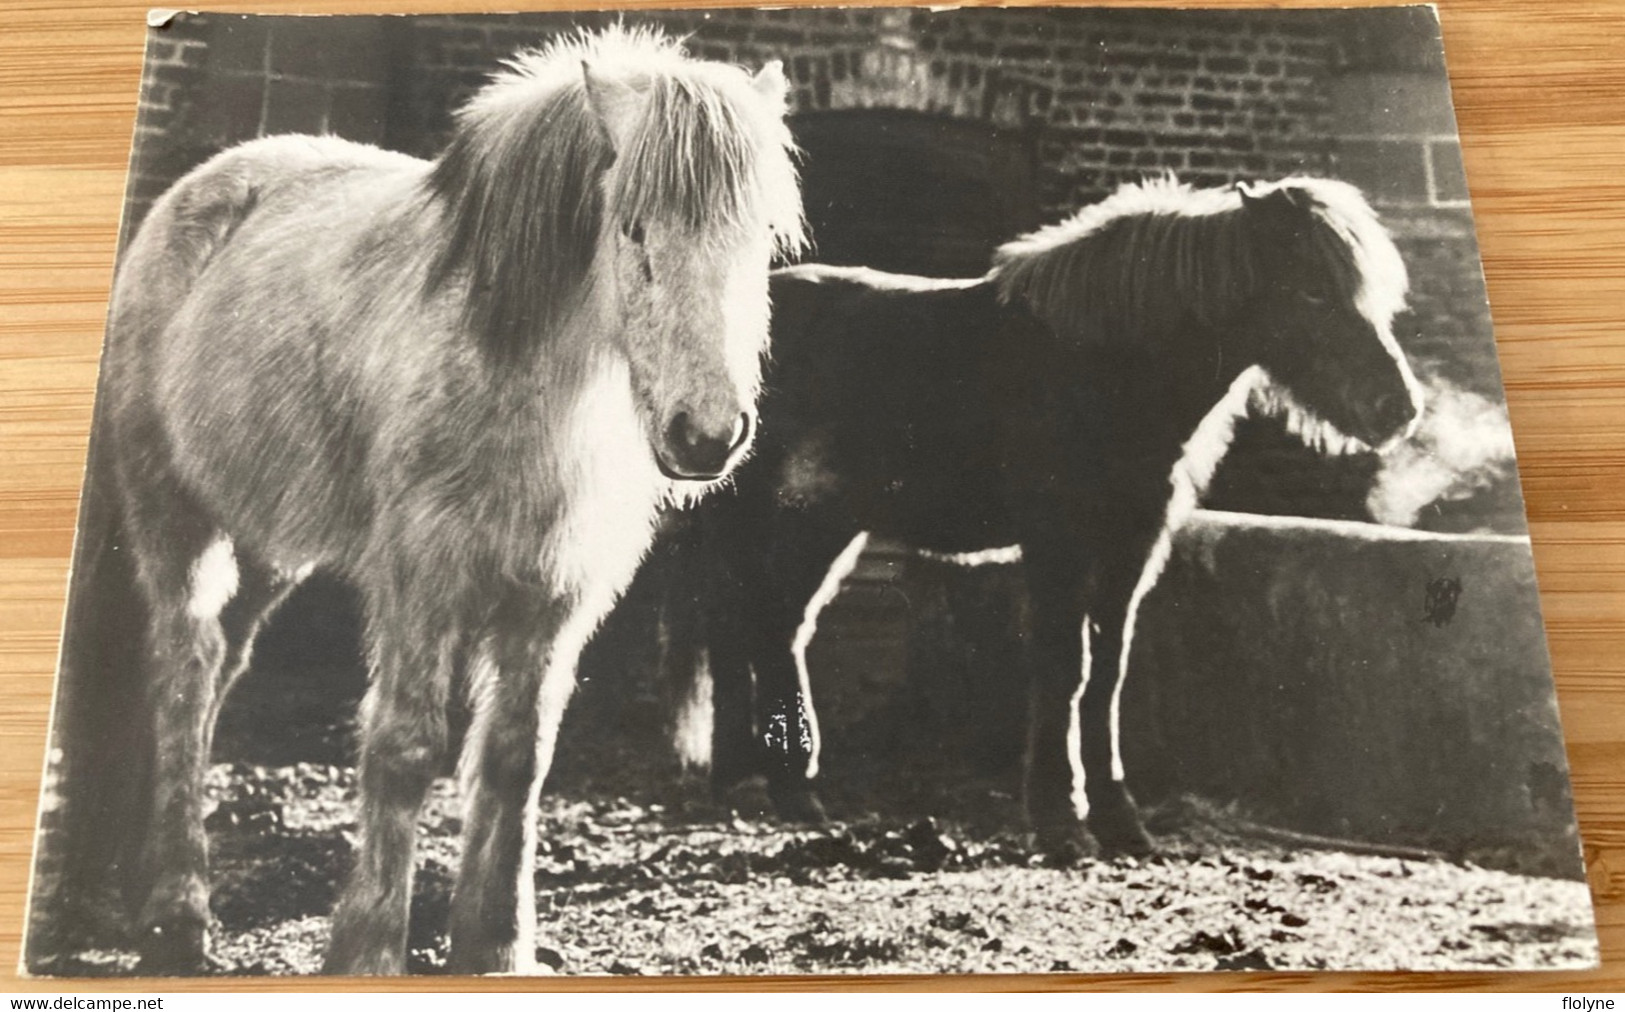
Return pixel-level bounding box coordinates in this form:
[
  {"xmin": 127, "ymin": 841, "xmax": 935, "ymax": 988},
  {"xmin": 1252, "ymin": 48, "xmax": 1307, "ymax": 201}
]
[
  {"xmin": 990, "ymin": 175, "xmax": 1407, "ymax": 344},
  {"xmin": 425, "ymin": 27, "xmax": 804, "ymax": 363}
]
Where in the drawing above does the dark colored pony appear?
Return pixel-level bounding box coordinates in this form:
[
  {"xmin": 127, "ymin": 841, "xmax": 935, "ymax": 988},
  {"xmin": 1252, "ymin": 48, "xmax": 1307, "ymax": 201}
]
[
  {"xmin": 669, "ymin": 176, "xmax": 1423, "ymax": 854},
  {"xmin": 37, "ymin": 28, "xmax": 802, "ymax": 975}
]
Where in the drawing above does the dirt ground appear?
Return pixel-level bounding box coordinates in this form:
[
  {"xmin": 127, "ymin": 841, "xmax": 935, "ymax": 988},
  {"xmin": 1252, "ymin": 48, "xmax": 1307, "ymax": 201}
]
[
  {"xmin": 27, "ymin": 580, "xmax": 1599, "ymax": 978},
  {"xmin": 35, "ymin": 731, "xmax": 1598, "ymax": 978}
]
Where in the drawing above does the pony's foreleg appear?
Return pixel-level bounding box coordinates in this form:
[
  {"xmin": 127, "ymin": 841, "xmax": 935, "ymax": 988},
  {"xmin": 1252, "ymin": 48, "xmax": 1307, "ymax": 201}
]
[
  {"xmin": 1020, "ymin": 549, "xmax": 1092, "ymax": 855},
  {"xmin": 324, "ymin": 629, "xmax": 453, "ymax": 975},
  {"xmin": 1075, "ymin": 540, "xmax": 1169, "ymax": 858},
  {"xmin": 704, "ymin": 587, "xmax": 759, "ymax": 799},
  {"xmin": 446, "ymin": 599, "xmax": 572, "ymax": 975}
]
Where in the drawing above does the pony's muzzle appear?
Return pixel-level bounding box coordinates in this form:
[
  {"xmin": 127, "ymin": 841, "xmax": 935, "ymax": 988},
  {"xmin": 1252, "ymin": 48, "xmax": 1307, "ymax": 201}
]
[
  {"xmin": 1361, "ymin": 385, "xmax": 1424, "ymax": 451},
  {"xmin": 657, "ymin": 410, "xmax": 753, "ymax": 481}
]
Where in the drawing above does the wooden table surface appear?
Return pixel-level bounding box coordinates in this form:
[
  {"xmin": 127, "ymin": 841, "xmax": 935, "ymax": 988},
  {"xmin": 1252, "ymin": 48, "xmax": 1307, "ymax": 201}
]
[{"xmin": 1, "ymin": 0, "xmax": 1621, "ymax": 993}]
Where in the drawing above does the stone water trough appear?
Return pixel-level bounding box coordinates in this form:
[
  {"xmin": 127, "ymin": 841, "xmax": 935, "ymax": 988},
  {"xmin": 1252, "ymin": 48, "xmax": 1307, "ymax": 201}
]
[{"xmin": 814, "ymin": 509, "xmax": 1581, "ymax": 875}]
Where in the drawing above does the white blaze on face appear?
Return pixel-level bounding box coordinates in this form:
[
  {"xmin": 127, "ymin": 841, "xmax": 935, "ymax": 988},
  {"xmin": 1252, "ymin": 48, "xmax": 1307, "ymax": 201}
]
[{"xmin": 187, "ymin": 537, "xmax": 240, "ymax": 621}]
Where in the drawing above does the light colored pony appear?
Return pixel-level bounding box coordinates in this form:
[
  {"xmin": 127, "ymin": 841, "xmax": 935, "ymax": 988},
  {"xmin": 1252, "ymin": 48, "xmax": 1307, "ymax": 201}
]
[{"xmin": 97, "ymin": 27, "xmax": 802, "ymax": 974}]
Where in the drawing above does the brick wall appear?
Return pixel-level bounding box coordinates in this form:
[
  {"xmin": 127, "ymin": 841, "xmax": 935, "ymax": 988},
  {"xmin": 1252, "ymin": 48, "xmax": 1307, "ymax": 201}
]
[
  {"xmin": 403, "ymin": 8, "xmax": 1339, "ymax": 221},
  {"xmin": 121, "ymin": 7, "xmax": 1515, "ymax": 530},
  {"xmin": 127, "ymin": 9, "xmax": 1344, "ymax": 232}
]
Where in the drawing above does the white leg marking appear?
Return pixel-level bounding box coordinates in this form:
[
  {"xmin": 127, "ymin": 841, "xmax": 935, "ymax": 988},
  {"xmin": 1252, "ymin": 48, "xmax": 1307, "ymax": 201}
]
[
  {"xmin": 1067, "ymin": 619, "xmax": 1093, "ymax": 820},
  {"xmin": 186, "ymin": 537, "xmax": 239, "ymax": 621},
  {"xmin": 672, "ymin": 645, "xmax": 714, "ymax": 771},
  {"xmin": 791, "ymin": 531, "xmax": 870, "ymax": 780}
]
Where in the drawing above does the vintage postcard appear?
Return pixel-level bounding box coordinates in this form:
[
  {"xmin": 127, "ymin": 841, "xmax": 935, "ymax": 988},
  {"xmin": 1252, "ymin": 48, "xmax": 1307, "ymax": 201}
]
[{"xmin": 24, "ymin": 5, "xmax": 1597, "ymax": 977}]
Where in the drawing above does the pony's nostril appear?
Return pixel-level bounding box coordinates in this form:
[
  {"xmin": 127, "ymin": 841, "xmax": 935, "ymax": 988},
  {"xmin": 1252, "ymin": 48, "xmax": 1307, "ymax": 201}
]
[
  {"xmin": 668, "ymin": 410, "xmax": 696, "ymax": 450},
  {"xmin": 727, "ymin": 412, "xmax": 753, "ymax": 454},
  {"xmin": 1375, "ymin": 389, "xmax": 1415, "ymax": 427}
]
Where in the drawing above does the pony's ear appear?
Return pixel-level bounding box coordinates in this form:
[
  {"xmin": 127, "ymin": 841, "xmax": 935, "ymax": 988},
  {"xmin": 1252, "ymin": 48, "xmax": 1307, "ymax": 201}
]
[
  {"xmin": 751, "ymin": 60, "xmax": 789, "ymax": 113},
  {"xmin": 1240, "ymin": 184, "xmax": 1311, "ymax": 218},
  {"xmin": 582, "ymin": 61, "xmax": 645, "ymax": 153}
]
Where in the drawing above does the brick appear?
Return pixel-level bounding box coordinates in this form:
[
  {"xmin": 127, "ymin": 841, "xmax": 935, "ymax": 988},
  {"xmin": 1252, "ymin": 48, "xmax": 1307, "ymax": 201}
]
[
  {"xmin": 208, "ymin": 16, "xmax": 271, "ymax": 74},
  {"xmin": 327, "ymin": 82, "xmax": 387, "ymax": 143},
  {"xmin": 1153, "ymin": 52, "xmax": 1200, "ymax": 72},
  {"xmin": 1333, "ymin": 138, "xmax": 1429, "ymax": 204},
  {"xmin": 1328, "ymin": 71, "xmax": 1459, "ymax": 137},
  {"xmin": 194, "ymin": 72, "xmax": 265, "ymax": 142},
  {"xmin": 752, "ymin": 26, "xmax": 805, "ymax": 46},
  {"xmin": 1135, "ymin": 92, "xmax": 1184, "ymax": 108},
  {"xmin": 271, "ymin": 20, "xmax": 390, "ymax": 83},
  {"xmin": 1429, "ymin": 140, "xmax": 1470, "ymax": 202},
  {"xmin": 999, "ymin": 43, "xmax": 1047, "ymax": 61},
  {"xmin": 1107, "ymin": 51, "xmax": 1153, "ymax": 70},
  {"xmin": 1191, "ymin": 93, "xmax": 1234, "ymax": 112},
  {"xmin": 263, "ymin": 77, "xmax": 327, "ymax": 135},
  {"xmin": 1103, "ymin": 128, "xmax": 1148, "ymax": 147},
  {"xmin": 1155, "ymin": 131, "xmax": 1210, "ymax": 150},
  {"xmin": 1205, "ymin": 55, "xmax": 1247, "ymax": 74}
]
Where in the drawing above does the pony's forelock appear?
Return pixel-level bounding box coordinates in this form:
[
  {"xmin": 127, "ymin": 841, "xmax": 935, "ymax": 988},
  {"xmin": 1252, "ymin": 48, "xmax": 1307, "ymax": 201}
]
[
  {"xmin": 424, "ymin": 25, "xmax": 804, "ymax": 364},
  {"xmin": 609, "ymin": 75, "xmax": 805, "ymax": 260},
  {"xmin": 990, "ymin": 174, "xmax": 1407, "ymax": 346}
]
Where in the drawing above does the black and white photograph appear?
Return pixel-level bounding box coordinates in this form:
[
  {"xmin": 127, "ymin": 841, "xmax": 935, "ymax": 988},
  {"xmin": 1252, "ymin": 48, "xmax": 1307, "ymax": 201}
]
[{"xmin": 23, "ymin": 4, "xmax": 1599, "ymax": 978}]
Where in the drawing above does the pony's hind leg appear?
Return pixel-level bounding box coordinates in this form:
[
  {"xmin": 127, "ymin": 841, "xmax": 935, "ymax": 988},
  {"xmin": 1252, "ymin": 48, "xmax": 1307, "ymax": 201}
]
[
  {"xmin": 122, "ymin": 504, "xmax": 287, "ymax": 972},
  {"xmin": 1019, "ymin": 543, "xmax": 1094, "ymax": 858},
  {"xmin": 323, "ymin": 614, "xmax": 456, "ymax": 975},
  {"xmin": 446, "ymin": 596, "xmax": 568, "ymax": 975},
  {"xmin": 738, "ymin": 530, "xmax": 869, "ymax": 823}
]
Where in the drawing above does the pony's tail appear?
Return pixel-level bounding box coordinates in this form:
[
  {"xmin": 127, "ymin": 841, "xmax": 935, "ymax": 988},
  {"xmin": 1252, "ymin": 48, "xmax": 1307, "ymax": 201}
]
[{"xmin": 25, "ymin": 424, "xmax": 154, "ymax": 973}]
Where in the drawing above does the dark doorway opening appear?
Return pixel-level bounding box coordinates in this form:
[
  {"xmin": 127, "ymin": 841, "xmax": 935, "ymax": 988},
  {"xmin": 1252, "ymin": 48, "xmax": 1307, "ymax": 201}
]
[{"xmin": 791, "ymin": 109, "xmax": 1044, "ymax": 277}]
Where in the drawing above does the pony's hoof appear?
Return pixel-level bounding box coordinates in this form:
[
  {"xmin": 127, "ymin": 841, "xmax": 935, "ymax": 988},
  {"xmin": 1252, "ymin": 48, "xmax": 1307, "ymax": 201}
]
[
  {"xmin": 717, "ymin": 774, "xmax": 774, "ymax": 818},
  {"xmin": 136, "ymin": 916, "xmax": 210, "ymax": 976},
  {"xmin": 1030, "ymin": 822, "xmax": 1097, "ymax": 867},
  {"xmin": 769, "ymin": 785, "xmax": 828, "ymax": 825},
  {"xmin": 1086, "ymin": 791, "xmax": 1156, "ymax": 858}
]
